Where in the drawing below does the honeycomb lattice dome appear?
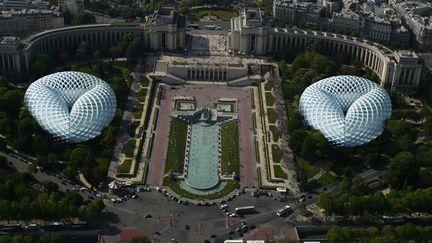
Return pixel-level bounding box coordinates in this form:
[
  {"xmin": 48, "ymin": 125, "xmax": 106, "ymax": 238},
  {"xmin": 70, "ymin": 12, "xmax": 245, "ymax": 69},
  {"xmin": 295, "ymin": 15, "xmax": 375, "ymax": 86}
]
[
  {"xmin": 299, "ymin": 75, "xmax": 392, "ymax": 147},
  {"xmin": 24, "ymin": 71, "xmax": 117, "ymax": 143}
]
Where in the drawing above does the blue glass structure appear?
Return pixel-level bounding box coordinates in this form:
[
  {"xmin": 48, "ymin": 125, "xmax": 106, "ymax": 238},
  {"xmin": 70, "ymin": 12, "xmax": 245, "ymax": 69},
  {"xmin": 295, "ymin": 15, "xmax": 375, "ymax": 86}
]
[
  {"xmin": 24, "ymin": 71, "xmax": 117, "ymax": 143},
  {"xmin": 299, "ymin": 75, "xmax": 392, "ymax": 147}
]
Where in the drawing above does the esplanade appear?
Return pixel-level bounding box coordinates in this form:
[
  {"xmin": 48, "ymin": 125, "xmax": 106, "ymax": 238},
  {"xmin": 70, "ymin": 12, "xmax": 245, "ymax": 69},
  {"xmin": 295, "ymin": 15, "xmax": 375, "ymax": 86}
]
[{"xmin": 0, "ymin": 7, "xmax": 422, "ymax": 94}]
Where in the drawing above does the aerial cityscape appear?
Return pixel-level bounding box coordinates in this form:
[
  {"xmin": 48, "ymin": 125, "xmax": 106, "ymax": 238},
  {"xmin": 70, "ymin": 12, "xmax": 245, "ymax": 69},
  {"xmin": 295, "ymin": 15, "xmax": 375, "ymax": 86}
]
[{"xmin": 0, "ymin": 0, "xmax": 432, "ymax": 242}]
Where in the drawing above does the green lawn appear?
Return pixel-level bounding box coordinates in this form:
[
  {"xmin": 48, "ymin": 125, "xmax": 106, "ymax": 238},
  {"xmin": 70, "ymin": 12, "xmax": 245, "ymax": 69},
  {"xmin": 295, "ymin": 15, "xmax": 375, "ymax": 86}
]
[
  {"xmin": 272, "ymin": 144, "xmax": 282, "ymax": 163},
  {"xmin": 165, "ymin": 118, "xmax": 188, "ymax": 173},
  {"xmin": 255, "ymin": 140, "xmax": 260, "ymax": 164},
  {"xmin": 297, "ymin": 158, "xmax": 320, "ymax": 179},
  {"xmin": 189, "ymin": 9, "xmax": 237, "ymax": 21},
  {"xmin": 273, "ymin": 165, "xmax": 287, "ymax": 179},
  {"xmin": 140, "ymin": 76, "xmax": 149, "ymax": 87},
  {"xmin": 269, "ymin": 125, "xmax": 280, "ymax": 142},
  {"xmin": 163, "ymin": 177, "xmax": 240, "ymax": 200},
  {"xmin": 136, "ymin": 88, "xmax": 147, "ymax": 102},
  {"xmin": 267, "ymin": 108, "xmax": 277, "ymax": 124},
  {"xmin": 122, "ymin": 139, "xmax": 136, "ymax": 157},
  {"xmin": 132, "ymin": 111, "xmax": 142, "ymax": 119},
  {"xmin": 211, "ymin": 10, "xmax": 237, "ymax": 21},
  {"xmin": 221, "ymin": 121, "xmax": 240, "ymax": 175},
  {"xmin": 129, "ymin": 122, "xmax": 139, "ymax": 137},
  {"xmin": 252, "ymin": 113, "xmax": 257, "ymax": 131},
  {"xmin": 132, "ymin": 104, "xmax": 144, "ymax": 119},
  {"xmin": 264, "ymin": 81, "xmax": 273, "ymax": 91},
  {"xmin": 96, "ymin": 157, "xmax": 110, "ymax": 170},
  {"xmin": 250, "ymin": 89, "xmax": 255, "ymax": 109},
  {"xmin": 117, "ymin": 159, "xmax": 132, "ymax": 174},
  {"xmin": 265, "ymin": 92, "xmax": 275, "ymax": 106}
]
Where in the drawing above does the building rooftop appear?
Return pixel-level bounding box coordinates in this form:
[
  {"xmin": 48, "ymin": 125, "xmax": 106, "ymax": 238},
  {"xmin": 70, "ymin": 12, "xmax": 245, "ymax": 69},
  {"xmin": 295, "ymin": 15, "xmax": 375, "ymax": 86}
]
[
  {"xmin": 394, "ymin": 50, "xmax": 419, "ymax": 59},
  {"xmin": 152, "ymin": 6, "xmax": 178, "ymax": 25},
  {"xmin": 242, "ymin": 8, "xmax": 264, "ymax": 27},
  {"xmin": 0, "ymin": 8, "xmax": 62, "ymax": 17},
  {"xmin": 0, "ymin": 36, "xmax": 19, "ymax": 44},
  {"xmin": 146, "ymin": 6, "xmax": 186, "ymax": 28}
]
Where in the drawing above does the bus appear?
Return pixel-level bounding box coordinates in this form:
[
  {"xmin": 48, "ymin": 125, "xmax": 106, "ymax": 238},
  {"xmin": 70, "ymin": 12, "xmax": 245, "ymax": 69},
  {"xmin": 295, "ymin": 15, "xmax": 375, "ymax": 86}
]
[
  {"xmin": 188, "ymin": 24, "xmax": 199, "ymax": 29},
  {"xmin": 276, "ymin": 205, "xmax": 292, "ymax": 217},
  {"xmin": 204, "ymin": 25, "xmax": 216, "ymax": 30},
  {"xmin": 382, "ymin": 216, "xmax": 405, "ymax": 224},
  {"xmin": 235, "ymin": 206, "xmax": 255, "ymax": 214}
]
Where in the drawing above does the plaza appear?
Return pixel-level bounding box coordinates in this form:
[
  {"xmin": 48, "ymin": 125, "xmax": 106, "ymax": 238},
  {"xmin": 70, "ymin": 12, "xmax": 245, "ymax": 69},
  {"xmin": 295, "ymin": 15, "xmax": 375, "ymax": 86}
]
[{"xmin": 146, "ymin": 84, "xmax": 257, "ymax": 194}]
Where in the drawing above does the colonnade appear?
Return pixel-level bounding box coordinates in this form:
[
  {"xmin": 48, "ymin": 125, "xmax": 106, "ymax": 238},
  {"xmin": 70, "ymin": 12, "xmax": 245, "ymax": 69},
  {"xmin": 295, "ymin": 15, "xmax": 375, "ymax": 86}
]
[
  {"xmin": 186, "ymin": 68, "xmax": 228, "ymax": 81},
  {"xmin": 0, "ymin": 53, "xmax": 20, "ymax": 72},
  {"xmin": 0, "ymin": 24, "xmax": 185, "ymax": 73}
]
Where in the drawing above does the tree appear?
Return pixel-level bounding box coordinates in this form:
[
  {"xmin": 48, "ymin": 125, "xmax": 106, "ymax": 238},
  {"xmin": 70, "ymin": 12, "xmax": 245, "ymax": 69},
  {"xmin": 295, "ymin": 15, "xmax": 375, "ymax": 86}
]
[
  {"xmin": 32, "ymin": 54, "xmax": 55, "ymax": 78},
  {"xmin": 0, "ymin": 90, "xmax": 23, "ymax": 118},
  {"xmin": 300, "ymin": 135, "xmax": 316, "ymax": 160},
  {"xmin": 288, "ymin": 129, "xmax": 305, "ymax": 153},
  {"xmin": 130, "ymin": 236, "xmax": 151, "ymax": 243},
  {"xmin": 50, "ymin": 234, "xmax": 61, "ymax": 243},
  {"xmin": 327, "ymin": 227, "xmax": 342, "ymax": 242},
  {"xmin": 365, "ymin": 153, "xmax": 379, "ymax": 168},
  {"xmin": 109, "ymin": 46, "xmax": 120, "ymax": 60},
  {"xmin": 339, "ymin": 177, "xmax": 352, "ymax": 192},
  {"xmin": 38, "ymin": 235, "xmax": 50, "ymax": 243},
  {"xmin": 424, "ymin": 116, "xmax": 432, "ymax": 137},
  {"xmin": 384, "ymin": 151, "xmax": 419, "ymax": 189},
  {"xmin": 43, "ymin": 180, "xmax": 59, "ymax": 194},
  {"xmin": 278, "ymin": 60, "xmax": 288, "ymax": 78},
  {"xmin": 118, "ymin": 34, "xmax": 134, "ymax": 54},
  {"xmin": 71, "ymin": 12, "xmax": 96, "ymax": 25},
  {"xmin": 75, "ymin": 48, "xmax": 88, "ymax": 60},
  {"xmin": 386, "ymin": 120, "xmax": 412, "ymax": 138},
  {"xmin": 63, "ymin": 9, "xmax": 73, "ymax": 25},
  {"xmin": 12, "ymin": 236, "xmax": 24, "ymax": 243},
  {"xmin": 68, "ymin": 145, "xmax": 91, "ymax": 168},
  {"xmin": 125, "ymin": 37, "xmax": 144, "ymax": 60}
]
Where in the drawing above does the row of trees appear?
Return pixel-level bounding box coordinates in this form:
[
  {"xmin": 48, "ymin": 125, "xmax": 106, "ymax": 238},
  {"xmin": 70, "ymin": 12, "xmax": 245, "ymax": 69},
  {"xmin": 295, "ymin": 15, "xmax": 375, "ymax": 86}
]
[
  {"xmin": 0, "ymin": 234, "xmax": 61, "ymax": 243},
  {"xmin": 63, "ymin": 10, "xmax": 96, "ymax": 26},
  {"xmin": 327, "ymin": 224, "xmax": 432, "ymax": 242},
  {"xmin": 0, "ymin": 158, "xmax": 105, "ymax": 222},
  {"xmin": 31, "ymin": 32, "xmax": 146, "ymax": 78},
  {"xmin": 319, "ymin": 187, "xmax": 432, "ymax": 217}
]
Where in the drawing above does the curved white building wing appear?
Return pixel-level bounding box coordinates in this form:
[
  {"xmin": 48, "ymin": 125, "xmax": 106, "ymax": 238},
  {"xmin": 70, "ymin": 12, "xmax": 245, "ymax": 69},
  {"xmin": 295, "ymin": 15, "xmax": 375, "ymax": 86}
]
[
  {"xmin": 24, "ymin": 71, "xmax": 117, "ymax": 143},
  {"xmin": 299, "ymin": 75, "xmax": 392, "ymax": 147}
]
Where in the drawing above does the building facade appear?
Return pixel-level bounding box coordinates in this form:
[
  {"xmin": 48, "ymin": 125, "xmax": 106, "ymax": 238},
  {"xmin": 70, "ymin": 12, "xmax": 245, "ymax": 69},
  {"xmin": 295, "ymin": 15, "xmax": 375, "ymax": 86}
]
[
  {"xmin": 0, "ymin": 7, "xmax": 422, "ymax": 95},
  {"xmin": 231, "ymin": 8, "xmax": 422, "ymax": 94},
  {"xmin": 0, "ymin": 6, "xmax": 186, "ymax": 74},
  {"xmin": 0, "ymin": 9, "xmax": 64, "ymax": 37},
  {"xmin": 389, "ymin": 0, "xmax": 432, "ymax": 50}
]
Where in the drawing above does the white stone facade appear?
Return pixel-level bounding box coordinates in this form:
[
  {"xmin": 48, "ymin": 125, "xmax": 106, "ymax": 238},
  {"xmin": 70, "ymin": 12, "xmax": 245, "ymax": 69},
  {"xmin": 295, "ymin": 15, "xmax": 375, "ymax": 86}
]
[
  {"xmin": 230, "ymin": 8, "xmax": 422, "ymax": 94},
  {"xmin": 0, "ymin": 9, "xmax": 64, "ymax": 37}
]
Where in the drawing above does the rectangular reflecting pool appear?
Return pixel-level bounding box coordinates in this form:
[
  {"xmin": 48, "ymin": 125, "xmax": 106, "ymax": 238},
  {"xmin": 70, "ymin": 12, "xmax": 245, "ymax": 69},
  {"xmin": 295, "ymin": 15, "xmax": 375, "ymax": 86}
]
[{"xmin": 184, "ymin": 122, "xmax": 220, "ymax": 190}]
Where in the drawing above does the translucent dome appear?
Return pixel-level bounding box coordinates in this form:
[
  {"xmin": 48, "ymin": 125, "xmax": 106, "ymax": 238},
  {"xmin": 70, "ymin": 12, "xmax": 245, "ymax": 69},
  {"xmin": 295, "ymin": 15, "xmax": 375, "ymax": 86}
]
[
  {"xmin": 299, "ymin": 75, "xmax": 392, "ymax": 147},
  {"xmin": 24, "ymin": 71, "xmax": 117, "ymax": 143}
]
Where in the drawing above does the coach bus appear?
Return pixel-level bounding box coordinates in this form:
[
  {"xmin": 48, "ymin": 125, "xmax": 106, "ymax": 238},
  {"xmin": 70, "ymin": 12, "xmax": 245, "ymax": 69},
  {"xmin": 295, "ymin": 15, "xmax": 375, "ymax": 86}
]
[
  {"xmin": 204, "ymin": 25, "xmax": 216, "ymax": 30},
  {"xmin": 235, "ymin": 206, "xmax": 255, "ymax": 214},
  {"xmin": 188, "ymin": 23, "xmax": 199, "ymax": 29},
  {"xmin": 276, "ymin": 205, "xmax": 292, "ymax": 217}
]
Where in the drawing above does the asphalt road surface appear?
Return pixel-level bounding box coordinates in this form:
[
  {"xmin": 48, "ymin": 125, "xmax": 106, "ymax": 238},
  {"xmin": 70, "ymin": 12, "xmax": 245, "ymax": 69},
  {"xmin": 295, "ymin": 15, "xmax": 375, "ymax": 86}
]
[
  {"xmin": 100, "ymin": 190, "xmax": 297, "ymax": 242},
  {"xmin": 0, "ymin": 151, "xmax": 94, "ymax": 199}
]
